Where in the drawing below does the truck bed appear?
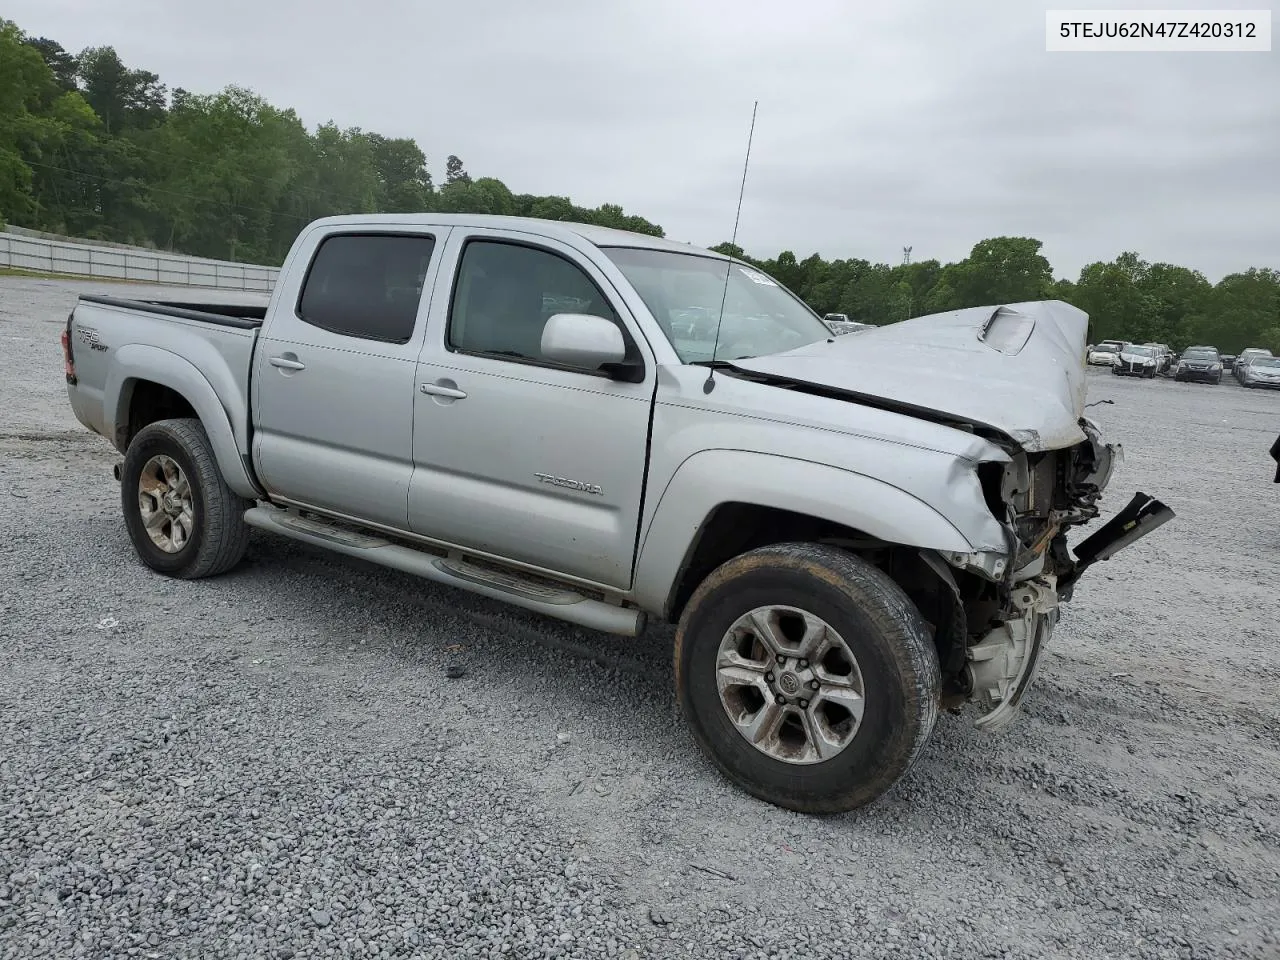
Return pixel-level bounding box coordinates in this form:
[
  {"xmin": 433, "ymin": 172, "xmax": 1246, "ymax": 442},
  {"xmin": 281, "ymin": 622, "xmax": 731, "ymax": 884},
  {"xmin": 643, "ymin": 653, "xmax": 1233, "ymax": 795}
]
[
  {"xmin": 65, "ymin": 294, "xmax": 262, "ymax": 471},
  {"xmin": 78, "ymin": 294, "xmax": 267, "ymax": 328}
]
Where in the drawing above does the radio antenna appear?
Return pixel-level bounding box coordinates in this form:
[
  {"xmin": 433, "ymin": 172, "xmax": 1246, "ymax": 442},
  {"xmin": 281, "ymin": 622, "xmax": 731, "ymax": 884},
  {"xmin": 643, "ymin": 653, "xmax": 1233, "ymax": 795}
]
[{"xmin": 704, "ymin": 100, "xmax": 759, "ymax": 395}]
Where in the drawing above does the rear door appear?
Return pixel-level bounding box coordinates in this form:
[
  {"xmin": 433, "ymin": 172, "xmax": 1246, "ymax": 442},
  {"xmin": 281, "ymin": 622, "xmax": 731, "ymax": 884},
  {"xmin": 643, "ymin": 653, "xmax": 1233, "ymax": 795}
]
[
  {"xmin": 252, "ymin": 227, "xmax": 448, "ymax": 530},
  {"xmin": 407, "ymin": 228, "xmax": 656, "ymax": 588}
]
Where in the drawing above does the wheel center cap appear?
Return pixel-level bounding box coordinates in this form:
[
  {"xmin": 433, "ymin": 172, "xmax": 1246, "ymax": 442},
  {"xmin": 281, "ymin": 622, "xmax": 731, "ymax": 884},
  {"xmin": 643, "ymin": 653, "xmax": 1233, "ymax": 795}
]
[{"xmin": 778, "ymin": 672, "xmax": 800, "ymax": 695}]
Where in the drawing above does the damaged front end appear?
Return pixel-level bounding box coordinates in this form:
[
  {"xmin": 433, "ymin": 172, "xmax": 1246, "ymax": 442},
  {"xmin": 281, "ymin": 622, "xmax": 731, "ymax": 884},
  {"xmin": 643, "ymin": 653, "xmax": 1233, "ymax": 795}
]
[{"xmin": 945, "ymin": 418, "xmax": 1174, "ymax": 731}]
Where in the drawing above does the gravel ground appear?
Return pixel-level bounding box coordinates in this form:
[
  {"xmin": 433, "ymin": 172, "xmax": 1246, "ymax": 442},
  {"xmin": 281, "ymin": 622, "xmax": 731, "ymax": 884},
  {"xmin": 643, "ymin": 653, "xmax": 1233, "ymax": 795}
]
[{"xmin": 2, "ymin": 275, "xmax": 1279, "ymax": 960}]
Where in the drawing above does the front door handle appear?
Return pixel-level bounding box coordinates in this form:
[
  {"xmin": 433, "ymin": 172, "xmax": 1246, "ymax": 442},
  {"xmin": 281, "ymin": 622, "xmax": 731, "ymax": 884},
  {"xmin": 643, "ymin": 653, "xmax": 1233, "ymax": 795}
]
[
  {"xmin": 269, "ymin": 355, "xmax": 306, "ymax": 371},
  {"xmin": 420, "ymin": 382, "xmax": 467, "ymax": 399}
]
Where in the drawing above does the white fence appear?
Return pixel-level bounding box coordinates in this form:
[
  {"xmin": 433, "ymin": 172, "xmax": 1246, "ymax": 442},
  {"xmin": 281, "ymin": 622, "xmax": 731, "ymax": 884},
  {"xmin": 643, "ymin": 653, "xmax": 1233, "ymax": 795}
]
[{"xmin": 0, "ymin": 231, "xmax": 279, "ymax": 292}]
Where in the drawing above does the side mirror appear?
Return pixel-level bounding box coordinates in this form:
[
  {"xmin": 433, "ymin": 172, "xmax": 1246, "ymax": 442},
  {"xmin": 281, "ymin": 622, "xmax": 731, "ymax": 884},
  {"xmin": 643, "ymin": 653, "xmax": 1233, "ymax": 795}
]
[{"xmin": 541, "ymin": 313, "xmax": 627, "ymax": 371}]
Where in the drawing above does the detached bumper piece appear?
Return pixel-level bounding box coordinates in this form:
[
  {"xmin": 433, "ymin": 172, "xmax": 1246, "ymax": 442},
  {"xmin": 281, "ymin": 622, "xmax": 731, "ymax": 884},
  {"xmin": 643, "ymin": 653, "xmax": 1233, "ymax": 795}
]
[{"xmin": 1059, "ymin": 492, "xmax": 1175, "ymax": 595}]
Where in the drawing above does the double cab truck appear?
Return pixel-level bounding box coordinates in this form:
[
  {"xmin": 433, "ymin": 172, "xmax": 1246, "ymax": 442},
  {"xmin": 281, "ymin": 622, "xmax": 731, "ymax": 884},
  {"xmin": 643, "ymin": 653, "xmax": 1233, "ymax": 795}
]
[{"xmin": 62, "ymin": 214, "xmax": 1173, "ymax": 814}]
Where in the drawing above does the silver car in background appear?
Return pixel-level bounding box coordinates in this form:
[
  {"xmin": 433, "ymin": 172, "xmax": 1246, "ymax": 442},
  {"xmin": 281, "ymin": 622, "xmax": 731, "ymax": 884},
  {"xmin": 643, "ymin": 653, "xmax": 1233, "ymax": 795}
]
[
  {"xmin": 1234, "ymin": 347, "xmax": 1275, "ymax": 384},
  {"xmin": 1241, "ymin": 355, "xmax": 1280, "ymax": 389},
  {"xmin": 1112, "ymin": 343, "xmax": 1159, "ymax": 378}
]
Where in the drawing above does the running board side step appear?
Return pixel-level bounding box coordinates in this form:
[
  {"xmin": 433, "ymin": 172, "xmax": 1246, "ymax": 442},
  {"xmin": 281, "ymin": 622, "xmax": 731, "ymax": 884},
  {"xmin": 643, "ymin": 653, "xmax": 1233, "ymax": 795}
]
[{"xmin": 242, "ymin": 505, "xmax": 646, "ymax": 637}]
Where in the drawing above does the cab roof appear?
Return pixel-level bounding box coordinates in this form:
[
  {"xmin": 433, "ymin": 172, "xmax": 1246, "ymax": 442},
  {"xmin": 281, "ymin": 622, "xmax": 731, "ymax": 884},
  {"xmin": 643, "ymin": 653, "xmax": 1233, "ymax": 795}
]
[{"xmin": 304, "ymin": 213, "xmax": 731, "ymax": 260}]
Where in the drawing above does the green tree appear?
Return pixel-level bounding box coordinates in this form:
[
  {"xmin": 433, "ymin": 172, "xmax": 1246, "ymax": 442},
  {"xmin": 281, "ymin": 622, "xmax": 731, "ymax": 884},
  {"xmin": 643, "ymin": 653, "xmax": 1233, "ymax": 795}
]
[
  {"xmin": 1140, "ymin": 262, "xmax": 1211, "ymax": 348},
  {"xmin": 1207, "ymin": 268, "xmax": 1280, "ymax": 353},
  {"xmin": 1069, "ymin": 259, "xmax": 1159, "ymax": 344},
  {"xmin": 9, "ymin": 5, "xmax": 1280, "ymax": 344},
  {"xmin": 77, "ymin": 46, "xmax": 166, "ymax": 134},
  {"xmin": 24, "ymin": 88, "xmax": 107, "ymax": 237},
  {"xmin": 1257, "ymin": 327, "xmax": 1280, "ymax": 354},
  {"xmin": 444, "ymin": 154, "xmax": 471, "ymax": 185},
  {"xmin": 0, "ymin": 20, "xmax": 63, "ymax": 225},
  {"xmin": 368, "ymin": 133, "xmax": 432, "ymax": 212},
  {"xmin": 946, "ymin": 237, "xmax": 1056, "ymax": 308},
  {"xmin": 709, "ymin": 241, "xmax": 748, "ymax": 260},
  {"xmin": 24, "ymin": 37, "xmax": 78, "ymax": 92}
]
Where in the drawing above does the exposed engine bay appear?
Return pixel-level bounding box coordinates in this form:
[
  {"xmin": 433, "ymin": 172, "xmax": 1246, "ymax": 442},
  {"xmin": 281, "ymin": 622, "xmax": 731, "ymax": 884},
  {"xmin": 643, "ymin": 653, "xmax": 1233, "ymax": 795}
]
[{"xmin": 953, "ymin": 418, "xmax": 1171, "ymax": 729}]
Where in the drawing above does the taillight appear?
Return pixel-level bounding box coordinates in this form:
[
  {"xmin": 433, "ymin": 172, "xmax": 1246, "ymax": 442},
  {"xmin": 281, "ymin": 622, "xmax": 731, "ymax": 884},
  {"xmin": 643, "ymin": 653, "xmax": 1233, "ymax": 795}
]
[{"xmin": 62, "ymin": 317, "xmax": 77, "ymax": 384}]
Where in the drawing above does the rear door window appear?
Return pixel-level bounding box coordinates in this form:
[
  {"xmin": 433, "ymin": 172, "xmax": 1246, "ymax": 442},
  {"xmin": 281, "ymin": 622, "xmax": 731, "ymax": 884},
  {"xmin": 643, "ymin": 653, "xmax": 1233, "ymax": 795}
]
[{"xmin": 297, "ymin": 233, "xmax": 436, "ymax": 343}]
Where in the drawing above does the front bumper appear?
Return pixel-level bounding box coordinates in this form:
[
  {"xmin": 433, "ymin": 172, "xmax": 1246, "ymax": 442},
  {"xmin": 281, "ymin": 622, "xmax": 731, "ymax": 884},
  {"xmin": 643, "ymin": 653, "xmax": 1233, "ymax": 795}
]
[
  {"xmin": 1245, "ymin": 378, "xmax": 1280, "ymax": 390},
  {"xmin": 966, "ymin": 418, "xmax": 1174, "ymax": 732},
  {"xmin": 1176, "ymin": 367, "xmax": 1221, "ymax": 382},
  {"xmin": 1113, "ymin": 362, "xmax": 1156, "ymax": 376}
]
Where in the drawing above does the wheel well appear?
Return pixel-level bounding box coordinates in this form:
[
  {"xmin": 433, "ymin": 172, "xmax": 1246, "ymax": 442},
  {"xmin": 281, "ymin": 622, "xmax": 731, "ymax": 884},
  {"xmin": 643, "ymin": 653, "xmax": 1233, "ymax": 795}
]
[
  {"xmin": 665, "ymin": 502, "xmax": 993, "ymax": 696},
  {"xmin": 118, "ymin": 379, "xmax": 197, "ymax": 449}
]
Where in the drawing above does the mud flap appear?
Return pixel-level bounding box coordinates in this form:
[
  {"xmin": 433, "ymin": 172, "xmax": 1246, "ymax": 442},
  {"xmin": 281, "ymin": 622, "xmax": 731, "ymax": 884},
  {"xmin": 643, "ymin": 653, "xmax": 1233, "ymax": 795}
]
[{"xmin": 1059, "ymin": 492, "xmax": 1175, "ymax": 597}]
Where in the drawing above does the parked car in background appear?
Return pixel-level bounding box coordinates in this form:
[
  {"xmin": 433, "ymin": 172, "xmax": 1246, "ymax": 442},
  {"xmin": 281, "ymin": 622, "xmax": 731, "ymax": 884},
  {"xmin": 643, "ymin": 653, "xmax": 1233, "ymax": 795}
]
[
  {"xmin": 1173, "ymin": 346, "xmax": 1223, "ymax": 384},
  {"xmin": 1234, "ymin": 348, "xmax": 1274, "ymax": 383},
  {"xmin": 1113, "ymin": 343, "xmax": 1160, "ymax": 378},
  {"xmin": 1240, "ymin": 355, "xmax": 1280, "ymax": 389},
  {"xmin": 1221, "ymin": 353, "xmax": 1238, "ymax": 371},
  {"xmin": 1088, "ymin": 340, "xmax": 1125, "ymax": 365}
]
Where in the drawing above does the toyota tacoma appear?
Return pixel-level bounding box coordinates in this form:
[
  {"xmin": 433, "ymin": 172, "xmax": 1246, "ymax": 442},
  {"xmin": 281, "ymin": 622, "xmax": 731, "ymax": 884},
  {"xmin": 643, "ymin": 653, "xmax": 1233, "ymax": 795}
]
[{"xmin": 62, "ymin": 214, "xmax": 1174, "ymax": 813}]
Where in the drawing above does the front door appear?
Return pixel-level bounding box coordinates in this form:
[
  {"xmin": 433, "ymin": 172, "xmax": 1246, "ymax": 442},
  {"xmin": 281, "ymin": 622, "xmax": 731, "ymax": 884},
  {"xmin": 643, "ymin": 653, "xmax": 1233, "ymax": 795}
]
[
  {"xmin": 408, "ymin": 230, "xmax": 655, "ymax": 589},
  {"xmin": 252, "ymin": 228, "xmax": 445, "ymax": 530}
]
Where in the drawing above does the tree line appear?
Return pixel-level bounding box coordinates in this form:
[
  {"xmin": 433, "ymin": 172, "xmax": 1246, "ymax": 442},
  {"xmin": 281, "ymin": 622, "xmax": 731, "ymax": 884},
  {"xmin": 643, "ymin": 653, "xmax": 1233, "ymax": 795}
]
[
  {"xmin": 713, "ymin": 240, "xmax": 1280, "ymax": 355},
  {"xmin": 0, "ymin": 19, "xmax": 663, "ymax": 267},
  {"xmin": 2, "ymin": 18, "xmax": 1276, "ymax": 354}
]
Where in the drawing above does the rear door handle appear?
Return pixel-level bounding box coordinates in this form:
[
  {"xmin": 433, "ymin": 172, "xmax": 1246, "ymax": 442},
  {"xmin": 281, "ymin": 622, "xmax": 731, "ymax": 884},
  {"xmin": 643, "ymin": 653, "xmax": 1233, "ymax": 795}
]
[
  {"xmin": 269, "ymin": 355, "xmax": 306, "ymax": 371},
  {"xmin": 420, "ymin": 383, "xmax": 467, "ymax": 399}
]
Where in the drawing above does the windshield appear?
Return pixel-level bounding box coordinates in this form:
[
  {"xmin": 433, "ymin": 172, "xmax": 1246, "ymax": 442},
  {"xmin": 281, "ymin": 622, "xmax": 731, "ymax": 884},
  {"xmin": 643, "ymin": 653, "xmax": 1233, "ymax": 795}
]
[
  {"xmin": 1243, "ymin": 349, "xmax": 1273, "ymax": 358},
  {"xmin": 1125, "ymin": 345, "xmax": 1155, "ymax": 357},
  {"xmin": 1098, "ymin": 341, "xmax": 1123, "ymax": 350},
  {"xmin": 1253, "ymin": 357, "xmax": 1280, "ymax": 368},
  {"xmin": 1182, "ymin": 349, "xmax": 1217, "ymax": 361},
  {"xmin": 601, "ymin": 247, "xmax": 831, "ymax": 362}
]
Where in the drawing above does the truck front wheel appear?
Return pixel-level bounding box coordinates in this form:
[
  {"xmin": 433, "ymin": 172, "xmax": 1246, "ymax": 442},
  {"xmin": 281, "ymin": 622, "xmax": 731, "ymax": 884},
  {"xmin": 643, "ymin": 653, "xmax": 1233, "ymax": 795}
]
[
  {"xmin": 674, "ymin": 542, "xmax": 941, "ymax": 814},
  {"xmin": 120, "ymin": 418, "xmax": 251, "ymax": 579}
]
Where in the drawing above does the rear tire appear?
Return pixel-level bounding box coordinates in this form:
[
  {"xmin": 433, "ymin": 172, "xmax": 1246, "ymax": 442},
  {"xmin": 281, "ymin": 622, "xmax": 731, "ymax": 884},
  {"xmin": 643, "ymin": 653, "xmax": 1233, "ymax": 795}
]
[
  {"xmin": 120, "ymin": 418, "xmax": 251, "ymax": 579},
  {"xmin": 674, "ymin": 543, "xmax": 941, "ymax": 814}
]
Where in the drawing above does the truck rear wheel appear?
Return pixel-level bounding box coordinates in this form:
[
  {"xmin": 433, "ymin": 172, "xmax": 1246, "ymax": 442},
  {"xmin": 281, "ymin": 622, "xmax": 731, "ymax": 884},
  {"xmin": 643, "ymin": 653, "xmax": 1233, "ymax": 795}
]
[
  {"xmin": 120, "ymin": 418, "xmax": 251, "ymax": 579},
  {"xmin": 674, "ymin": 542, "xmax": 941, "ymax": 814}
]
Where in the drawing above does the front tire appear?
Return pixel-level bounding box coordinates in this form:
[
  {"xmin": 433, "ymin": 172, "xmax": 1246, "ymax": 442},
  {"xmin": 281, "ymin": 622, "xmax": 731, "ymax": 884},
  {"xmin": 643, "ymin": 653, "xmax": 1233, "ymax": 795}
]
[
  {"xmin": 121, "ymin": 418, "xmax": 251, "ymax": 579},
  {"xmin": 674, "ymin": 543, "xmax": 941, "ymax": 814}
]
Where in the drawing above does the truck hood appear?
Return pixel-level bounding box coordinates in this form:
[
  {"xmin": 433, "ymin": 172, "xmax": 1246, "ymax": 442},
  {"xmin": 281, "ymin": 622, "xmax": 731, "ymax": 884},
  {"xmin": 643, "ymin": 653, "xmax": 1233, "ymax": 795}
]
[{"xmin": 730, "ymin": 300, "xmax": 1090, "ymax": 453}]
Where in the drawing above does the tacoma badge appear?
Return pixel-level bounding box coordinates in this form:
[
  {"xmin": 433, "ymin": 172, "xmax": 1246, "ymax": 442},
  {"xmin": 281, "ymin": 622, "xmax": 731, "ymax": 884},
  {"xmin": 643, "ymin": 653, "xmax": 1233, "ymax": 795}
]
[{"xmin": 535, "ymin": 473, "xmax": 603, "ymax": 496}]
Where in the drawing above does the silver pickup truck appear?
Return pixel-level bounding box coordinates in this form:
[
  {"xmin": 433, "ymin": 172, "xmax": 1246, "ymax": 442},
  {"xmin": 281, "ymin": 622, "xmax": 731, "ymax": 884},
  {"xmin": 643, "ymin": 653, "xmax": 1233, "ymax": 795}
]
[{"xmin": 62, "ymin": 214, "xmax": 1173, "ymax": 814}]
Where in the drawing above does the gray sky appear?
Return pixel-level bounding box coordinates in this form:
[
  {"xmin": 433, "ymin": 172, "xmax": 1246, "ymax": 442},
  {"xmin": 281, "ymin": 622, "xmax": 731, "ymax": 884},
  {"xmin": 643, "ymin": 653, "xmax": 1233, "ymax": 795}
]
[{"xmin": 9, "ymin": 0, "xmax": 1278, "ymax": 280}]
